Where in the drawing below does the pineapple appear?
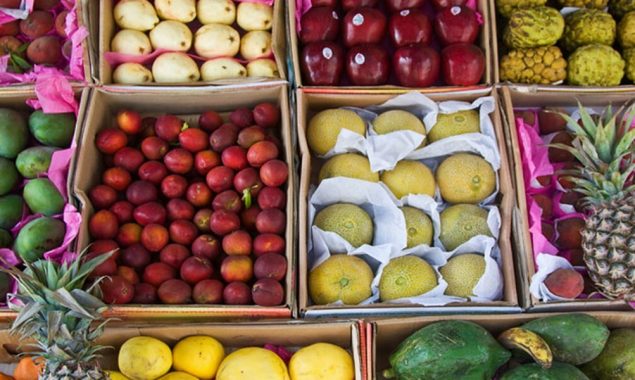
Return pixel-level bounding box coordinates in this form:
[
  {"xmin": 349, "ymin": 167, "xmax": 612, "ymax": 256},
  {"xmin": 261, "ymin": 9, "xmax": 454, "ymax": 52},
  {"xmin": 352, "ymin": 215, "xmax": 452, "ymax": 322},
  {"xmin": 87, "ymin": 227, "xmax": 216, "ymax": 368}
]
[
  {"xmin": 554, "ymin": 104, "xmax": 635, "ymax": 299},
  {"xmin": 2, "ymin": 251, "xmax": 114, "ymax": 379}
]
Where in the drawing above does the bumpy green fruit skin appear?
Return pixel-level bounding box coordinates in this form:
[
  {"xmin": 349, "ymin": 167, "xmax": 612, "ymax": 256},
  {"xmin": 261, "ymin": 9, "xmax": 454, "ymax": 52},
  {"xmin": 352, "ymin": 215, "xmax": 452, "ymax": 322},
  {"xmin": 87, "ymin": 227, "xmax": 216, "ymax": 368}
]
[
  {"xmin": 0, "ymin": 229, "xmax": 11, "ymax": 248},
  {"xmin": 0, "ymin": 158, "xmax": 19, "ymax": 196},
  {"xmin": 522, "ymin": 313, "xmax": 610, "ymax": 365},
  {"xmin": 562, "ymin": 9, "xmax": 616, "ymax": 52},
  {"xmin": 14, "ymin": 216, "xmax": 65, "ymax": 263},
  {"xmin": 23, "ymin": 178, "xmax": 64, "ymax": 217},
  {"xmin": 28, "ymin": 111, "xmax": 75, "ymax": 148},
  {"xmin": 496, "ymin": 0, "xmax": 547, "ymax": 18},
  {"xmin": 567, "ymin": 44, "xmax": 625, "ymax": 86},
  {"xmin": 503, "ymin": 7, "xmax": 564, "ymax": 49},
  {"xmin": 618, "ymin": 11, "xmax": 635, "ymax": 48},
  {"xmin": 0, "ymin": 108, "xmax": 28, "ymax": 159},
  {"xmin": 0, "ymin": 194, "xmax": 24, "ymax": 230},
  {"xmin": 502, "ymin": 362, "xmax": 589, "ymax": 379},
  {"xmin": 624, "ymin": 48, "xmax": 635, "ymax": 81},
  {"xmin": 384, "ymin": 320, "xmax": 511, "ymax": 380},
  {"xmin": 610, "ymin": 0, "xmax": 635, "ymax": 18},
  {"xmin": 15, "ymin": 146, "xmax": 57, "ymax": 178},
  {"xmin": 582, "ymin": 328, "xmax": 635, "ymax": 380}
]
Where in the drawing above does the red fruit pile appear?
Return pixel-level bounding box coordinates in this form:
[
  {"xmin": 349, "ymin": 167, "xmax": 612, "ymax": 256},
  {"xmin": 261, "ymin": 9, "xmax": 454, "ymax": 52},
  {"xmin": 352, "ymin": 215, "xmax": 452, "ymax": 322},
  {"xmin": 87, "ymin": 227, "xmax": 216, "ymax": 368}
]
[
  {"xmin": 89, "ymin": 103, "xmax": 289, "ymax": 307},
  {"xmin": 299, "ymin": 0, "xmax": 485, "ymax": 86}
]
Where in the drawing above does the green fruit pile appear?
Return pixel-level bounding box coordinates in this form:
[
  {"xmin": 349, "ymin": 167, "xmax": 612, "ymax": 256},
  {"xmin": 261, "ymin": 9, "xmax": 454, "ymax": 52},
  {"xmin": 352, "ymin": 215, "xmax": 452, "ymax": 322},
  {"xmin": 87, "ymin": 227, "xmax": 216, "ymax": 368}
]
[
  {"xmin": 497, "ymin": 0, "xmax": 635, "ymax": 86},
  {"xmin": 0, "ymin": 107, "xmax": 75, "ymax": 264}
]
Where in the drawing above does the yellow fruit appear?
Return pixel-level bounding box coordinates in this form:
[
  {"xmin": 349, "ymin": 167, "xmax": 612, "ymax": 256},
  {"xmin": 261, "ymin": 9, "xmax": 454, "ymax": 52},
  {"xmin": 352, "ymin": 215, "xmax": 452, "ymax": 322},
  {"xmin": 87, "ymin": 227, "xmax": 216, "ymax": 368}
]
[
  {"xmin": 309, "ymin": 254, "xmax": 373, "ymax": 305},
  {"xmin": 118, "ymin": 336, "xmax": 172, "ymax": 380},
  {"xmin": 319, "ymin": 153, "xmax": 379, "ymax": 183},
  {"xmin": 173, "ymin": 335, "xmax": 225, "ymax": 379},
  {"xmin": 379, "ymin": 256, "xmax": 437, "ymax": 301},
  {"xmin": 307, "ymin": 109, "xmax": 366, "ymax": 155},
  {"xmin": 289, "ymin": 343, "xmax": 354, "ymax": 380},
  {"xmin": 106, "ymin": 372, "xmax": 131, "ymax": 380},
  {"xmin": 436, "ymin": 153, "xmax": 496, "ymax": 204},
  {"xmin": 314, "ymin": 203, "xmax": 373, "ymax": 247},
  {"xmin": 440, "ymin": 253, "xmax": 486, "ymax": 297},
  {"xmin": 157, "ymin": 372, "xmax": 198, "ymax": 380},
  {"xmin": 428, "ymin": 110, "xmax": 480, "ymax": 143},
  {"xmin": 439, "ymin": 204, "xmax": 492, "ymax": 251},
  {"xmin": 216, "ymin": 347, "xmax": 290, "ymax": 380},
  {"xmin": 381, "ymin": 161, "xmax": 435, "ymax": 199},
  {"xmin": 401, "ymin": 206, "xmax": 433, "ymax": 248},
  {"xmin": 372, "ymin": 110, "xmax": 426, "ymax": 146}
]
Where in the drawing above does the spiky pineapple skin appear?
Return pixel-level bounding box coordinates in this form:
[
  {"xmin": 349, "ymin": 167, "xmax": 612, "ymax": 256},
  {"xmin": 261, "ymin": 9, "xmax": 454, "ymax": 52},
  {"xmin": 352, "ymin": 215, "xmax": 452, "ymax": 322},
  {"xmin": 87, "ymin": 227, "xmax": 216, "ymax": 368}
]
[
  {"xmin": 41, "ymin": 365, "xmax": 109, "ymax": 379},
  {"xmin": 582, "ymin": 195, "xmax": 635, "ymax": 299}
]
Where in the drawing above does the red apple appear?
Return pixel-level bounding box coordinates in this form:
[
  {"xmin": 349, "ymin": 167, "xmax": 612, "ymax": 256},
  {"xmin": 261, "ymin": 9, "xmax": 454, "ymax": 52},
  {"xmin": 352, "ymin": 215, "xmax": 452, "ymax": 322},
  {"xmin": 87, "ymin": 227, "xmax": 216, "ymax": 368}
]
[
  {"xmin": 300, "ymin": 41, "xmax": 344, "ymax": 86},
  {"xmin": 346, "ymin": 44, "xmax": 389, "ymax": 85},
  {"xmin": 385, "ymin": 0, "xmax": 425, "ymax": 11},
  {"xmin": 431, "ymin": 0, "xmax": 467, "ymax": 8},
  {"xmin": 441, "ymin": 43, "xmax": 484, "ymax": 86},
  {"xmin": 342, "ymin": 7, "xmax": 386, "ymax": 48},
  {"xmin": 388, "ymin": 9, "xmax": 432, "ymax": 48},
  {"xmin": 393, "ymin": 45, "xmax": 440, "ymax": 87},
  {"xmin": 312, "ymin": 0, "xmax": 337, "ymax": 5},
  {"xmin": 434, "ymin": 6, "xmax": 479, "ymax": 46},
  {"xmin": 342, "ymin": 0, "xmax": 378, "ymax": 10},
  {"xmin": 300, "ymin": 7, "xmax": 340, "ymax": 44}
]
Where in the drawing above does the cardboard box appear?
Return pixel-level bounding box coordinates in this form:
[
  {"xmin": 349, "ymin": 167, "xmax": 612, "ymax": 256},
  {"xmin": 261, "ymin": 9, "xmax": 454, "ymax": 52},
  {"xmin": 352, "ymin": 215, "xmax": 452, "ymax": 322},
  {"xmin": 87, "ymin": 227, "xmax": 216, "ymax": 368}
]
[
  {"xmin": 98, "ymin": 0, "xmax": 287, "ymax": 85},
  {"xmin": 288, "ymin": 0, "xmax": 493, "ymax": 88},
  {"xmin": 499, "ymin": 86, "xmax": 633, "ymax": 311},
  {"xmin": 369, "ymin": 311, "xmax": 635, "ymax": 379},
  {"xmin": 0, "ymin": 320, "xmax": 367, "ymax": 379},
  {"xmin": 296, "ymin": 87, "xmax": 520, "ymax": 317},
  {"xmin": 72, "ymin": 83, "xmax": 296, "ymax": 319}
]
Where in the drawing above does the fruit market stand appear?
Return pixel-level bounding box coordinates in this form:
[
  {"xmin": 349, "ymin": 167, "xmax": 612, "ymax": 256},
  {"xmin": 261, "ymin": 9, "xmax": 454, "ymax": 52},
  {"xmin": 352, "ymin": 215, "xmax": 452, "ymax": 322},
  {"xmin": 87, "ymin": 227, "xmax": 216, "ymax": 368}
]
[{"xmin": 0, "ymin": 0, "xmax": 633, "ymax": 379}]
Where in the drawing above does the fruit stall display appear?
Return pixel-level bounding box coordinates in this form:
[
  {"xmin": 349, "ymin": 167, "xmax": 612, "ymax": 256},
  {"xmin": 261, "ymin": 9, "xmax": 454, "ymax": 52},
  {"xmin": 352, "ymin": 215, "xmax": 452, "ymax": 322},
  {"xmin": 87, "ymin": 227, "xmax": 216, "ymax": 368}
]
[
  {"xmin": 71, "ymin": 84, "xmax": 295, "ymax": 318},
  {"xmin": 371, "ymin": 312, "xmax": 635, "ymax": 379},
  {"xmin": 99, "ymin": 0, "xmax": 285, "ymax": 85},
  {"xmin": 289, "ymin": 0, "xmax": 491, "ymax": 87},
  {"xmin": 501, "ymin": 87, "xmax": 635, "ymax": 311},
  {"xmin": 494, "ymin": 0, "xmax": 635, "ymax": 86},
  {"xmin": 296, "ymin": 88, "xmax": 519, "ymax": 317}
]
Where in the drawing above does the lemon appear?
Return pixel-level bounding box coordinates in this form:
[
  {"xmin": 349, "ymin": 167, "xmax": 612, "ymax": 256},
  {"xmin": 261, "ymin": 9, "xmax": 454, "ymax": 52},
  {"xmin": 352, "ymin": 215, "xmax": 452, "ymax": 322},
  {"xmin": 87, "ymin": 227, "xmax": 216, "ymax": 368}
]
[
  {"xmin": 440, "ymin": 253, "xmax": 486, "ymax": 297},
  {"xmin": 319, "ymin": 153, "xmax": 379, "ymax": 183},
  {"xmin": 158, "ymin": 372, "xmax": 199, "ymax": 380},
  {"xmin": 118, "ymin": 336, "xmax": 172, "ymax": 380},
  {"xmin": 401, "ymin": 206, "xmax": 433, "ymax": 248},
  {"xmin": 314, "ymin": 203, "xmax": 373, "ymax": 247},
  {"xmin": 173, "ymin": 335, "xmax": 225, "ymax": 379},
  {"xmin": 381, "ymin": 161, "xmax": 435, "ymax": 199},
  {"xmin": 309, "ymin": 254, "xmax": 373, "ymax": 305},
  {"xmin": 428, "ymin": 110, "xmax": 480, "ymax": 143},
  {"xmin": 436, "ymin": 153, "xmax": 496, "ymax": 204},
  {"xmin": 216, "ymin": 347, "xmax": 290, "ymax": 380},
  {"xmin": 106, "ymin": 371, "xmax": 130, "ymax": 380},
  {"xmin": 439, "ymin": 204, "xmax": 491, "ymax": 251},
  {"xmin": 372, "ymin": 110, "xmax": 426, "ymax": 146},
  {"xmin": 379, "ymin": 256, "xmax": 437, "ymax": 301},
  {"xmin": 307, "ymin": 109, "xmax": 366, "ymax": 155},
  {"xmin": 289, "ymin": 343, "xmax": 354, "ymax": 380}
]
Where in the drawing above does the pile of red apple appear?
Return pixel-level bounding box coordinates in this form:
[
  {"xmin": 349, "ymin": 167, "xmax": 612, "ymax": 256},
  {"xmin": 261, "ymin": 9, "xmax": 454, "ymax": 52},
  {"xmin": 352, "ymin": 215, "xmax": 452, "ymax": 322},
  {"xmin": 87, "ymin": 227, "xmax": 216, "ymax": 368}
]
[
  {"xmin": 86, "ymin": 104, "xmax": 289, "ymax": 307},
  {"xmin": 299, "ymin": 0, "xmax": 485, "ymax": 87}
]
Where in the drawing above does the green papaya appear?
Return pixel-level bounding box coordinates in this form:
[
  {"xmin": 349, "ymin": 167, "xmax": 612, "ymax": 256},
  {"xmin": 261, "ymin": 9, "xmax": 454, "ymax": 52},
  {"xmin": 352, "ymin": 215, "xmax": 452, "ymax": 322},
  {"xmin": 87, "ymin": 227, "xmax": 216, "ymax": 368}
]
[
  {"xmin": 15, "ymin": 146, "xmax": 57, "ymax": 178},
  {"xmin": 28, "ymin": 111, "xmax": 75, "ymax": 148},
  {"xmin": 0, "ymin": 108, "xmax": 28, "ymax": 159},
  {"xmin": 23, "ymin": 178, "xmax": 64, "ymax": 216},
  {"xmin": 522, "ymin": 313, "xmax": 609, "ymax": 366},
  {"xmin": 0, "ymin": 194, "xmax": 24, "ymax": 229},
  {"xmin": 582, "ymin": 328, "xmax": 635, "ymax": 379},
  {"xmin": 0, "ymin": 157, "xmax": 18, "ymax": 196},
  {"xmin": 502, "ymin": 362, "xmax": 589, "ymax": 379},
  {"xmin": 383, "ymin": 320, "xmax": 511, "ymax": 380},
  {"xmin": 14, "ymin": 216, "xmax": 65, "ymax": 262},
  {"xmin": 0, "ymin": 228, "xmax": 11, "ymax": 248}
]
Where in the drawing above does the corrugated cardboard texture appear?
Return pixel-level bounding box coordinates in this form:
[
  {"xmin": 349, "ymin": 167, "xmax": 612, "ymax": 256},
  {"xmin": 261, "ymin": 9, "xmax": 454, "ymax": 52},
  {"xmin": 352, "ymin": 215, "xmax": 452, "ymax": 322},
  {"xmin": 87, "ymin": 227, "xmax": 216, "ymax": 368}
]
[
  {"xmin": 296, "ymin": 87, "xmax": 519, "ymax": 317},
  {"xmin": 71, "ymin": 83, "xmax": 296, "ymax": 319},
  {"xmin": 98, "ymin": 0, "xmax": 287, "ymax": 85}
]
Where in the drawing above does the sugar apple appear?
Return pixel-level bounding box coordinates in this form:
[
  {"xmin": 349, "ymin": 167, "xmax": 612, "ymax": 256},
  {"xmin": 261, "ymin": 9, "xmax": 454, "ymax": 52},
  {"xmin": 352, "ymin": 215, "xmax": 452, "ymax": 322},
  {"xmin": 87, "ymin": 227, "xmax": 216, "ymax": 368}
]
[
  {"xmin": 558, "ymin": 0, "xmax": 608, "ymax": 8},
  {"xmin": 618, "ymin": 11, "xmax": 635, "ymax": 48},
  {"xmin": 562, "ymin": 9, "xmax": 616, "ymax": 52},
  {"xmin": 496, "ymin": 0, "xmax": 548, "ymax": 18},
  {"xmin": 623, "ymin": 48, "xmax": 635, "ymax": 81},
  {"xmin": 567, "ymin": 44, "xmax": 625, "ymax": 86},
  {"xmin": 610, "ymin": 0, "xmax": 635, "ymax": 18},
  {"xmin": 500, "ymin": 46, "xmax": 567, "ymax": 84},
  {"xmin": 504, "ymin": 7, "xmax": 565, "ymax": 49}
]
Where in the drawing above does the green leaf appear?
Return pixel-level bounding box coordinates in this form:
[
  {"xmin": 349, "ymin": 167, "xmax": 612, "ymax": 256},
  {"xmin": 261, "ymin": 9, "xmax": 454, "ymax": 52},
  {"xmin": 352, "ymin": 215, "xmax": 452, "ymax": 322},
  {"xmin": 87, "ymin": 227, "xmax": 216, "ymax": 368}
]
[
  {"xmin": 10, "ymin": 53, "xmax": 31, "ymax": 71},
  {"xmin": 577, "ymin": 103, "xmax": 598, "ymax": 137}
]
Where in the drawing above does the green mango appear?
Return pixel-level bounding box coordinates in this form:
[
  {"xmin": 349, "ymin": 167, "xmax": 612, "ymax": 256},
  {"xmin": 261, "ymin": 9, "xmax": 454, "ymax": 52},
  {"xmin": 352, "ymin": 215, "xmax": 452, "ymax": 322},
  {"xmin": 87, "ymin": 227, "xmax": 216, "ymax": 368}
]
[
  {"xmin": 14, "ymin": 216, "xmax": 65, "ymax": 262},
  {"xmin": 15, "ymin": 146, "xmax": 58, "ymax": 178},
  {"xmin": 0, "ymin": 108, "xmax": 28, "ymax": 159},
  {"xmin": 502, "ymin": 362, "xmax": 589, "ymax": 379},
  {"xmin": 582, "ymin": 328, "xmax": 635, "ymax": 379},
  {"xmin": 0, "ymin": 194, "xmax": 24, "ymax": 229},
  {"xmin": 28, "ymin": 111, "xmax": 76, "ymax": 148},
  {"xmin": 383, "ymin": 320, "xmax": 511, "ymax": 380},
  {"xmin": 522, "ymin": 313, "xmax": 609, "ymax": 366},
  {"xmin": 0, "ymin": 228, "xmax": 11, "ymax": 248},
  {"xmin": 0, "ymin": 157, "xmax": 18, "ymax": 196},
  {"xmin": 23, "ymin": 178, "xmax": 64, "ymax": 216}
]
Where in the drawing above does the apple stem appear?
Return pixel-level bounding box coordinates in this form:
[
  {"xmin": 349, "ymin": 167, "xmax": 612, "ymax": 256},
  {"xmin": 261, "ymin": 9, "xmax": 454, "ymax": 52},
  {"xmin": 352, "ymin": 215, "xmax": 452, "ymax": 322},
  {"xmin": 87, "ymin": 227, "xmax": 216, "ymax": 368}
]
[{"xmin": 242, "ymin": 188, "xmax": 252, "ymax": 208}]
